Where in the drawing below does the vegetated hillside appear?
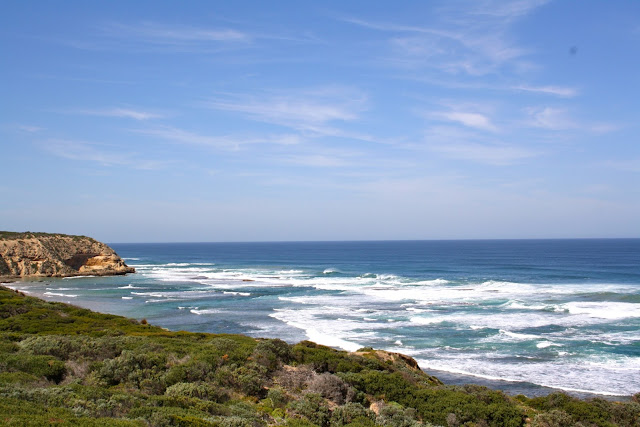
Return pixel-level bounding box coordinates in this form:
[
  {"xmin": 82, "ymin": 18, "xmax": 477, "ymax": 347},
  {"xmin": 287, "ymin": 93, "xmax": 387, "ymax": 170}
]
[
  {"xmin": 0, "ymin": 287, "xmax": 638, "ymax": 426},
  {"xmin": 0, "ymin": 231, "xmax": 134, "ymax": 278}
]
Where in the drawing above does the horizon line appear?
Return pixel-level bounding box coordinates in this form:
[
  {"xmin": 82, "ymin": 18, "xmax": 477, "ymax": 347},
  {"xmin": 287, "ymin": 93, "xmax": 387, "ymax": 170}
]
[{"xmin": 107, "ymin": 237, "xmax": 640, "ymax": 245}]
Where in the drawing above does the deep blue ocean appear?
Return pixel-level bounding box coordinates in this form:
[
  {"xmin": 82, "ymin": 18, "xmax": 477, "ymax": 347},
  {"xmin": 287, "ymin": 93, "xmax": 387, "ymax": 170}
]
[{"xmin": 6, "ymin": 239, "xmax": 639, "ymax": 398}]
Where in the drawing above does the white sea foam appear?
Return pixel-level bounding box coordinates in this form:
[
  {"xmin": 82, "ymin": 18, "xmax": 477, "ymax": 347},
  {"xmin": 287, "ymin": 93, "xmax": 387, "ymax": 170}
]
[
  {"xmin": 190, "ymin": 308, "xmax": 219, "ymax": 315},
  {"xmin": 536, "ymin": 341, "xmax": 560, "ymax": 348},
  {"xmin": 414, "ymin": 278, "xmax": 450, "ymax": 286},
  {"xmin": 131, "ymin": 292, "xmax": 165, "ymax": 298},
  {"xmin": 278, "ymin": 296, "xmax": 316, "ymax": 304},
  {"xmin": 270, "ymin": 312, "xmax": 362, "ymax": 352},
  {"xmin": 62, "ymin": 275, "xmax": 98, "ymax": 279},
  {"xmin": 146, "ymin": 299, "xmax": 180, "ymax": 303},
  {"xmin": 43, "ymin": 291, "xmax": 77, "ymax": 298},
  {"xmin": 499, "ymin": 330, "xmax": 541, "ymax": 340},
  {"xmin": 417, "ymin": 352, "xmax": 640, "ymax": 396},
  {"xmin": 504, "ymin": 301, "xmax": 549, "ymax": 311},
  {"xmin": 563, "ymin": 302, "xmax": 640, "ymax": 319},
  {"xmin": 410, "ymin": 316, "xmax": 452, "ymax": 325},
  {"xmin": 223, "ymin": 291, "xmax": 251, "ymax": 296},
  {"xmin": 118, "ymin": 284, "xmax": 141, "ymax": 289},
  {"xmin": 278, "ymin": 269, "xmax": 305, "ymax": 275},
  {"xmin": 121, "ymin": 296, "xmax": 133, "ymax": 300}
]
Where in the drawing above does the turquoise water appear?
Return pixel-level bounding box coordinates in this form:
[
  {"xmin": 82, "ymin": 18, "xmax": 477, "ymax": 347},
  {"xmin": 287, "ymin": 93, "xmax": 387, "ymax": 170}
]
[{"xmin": 5, "ymin": 239, "xmax": 639, "ymax": 397}]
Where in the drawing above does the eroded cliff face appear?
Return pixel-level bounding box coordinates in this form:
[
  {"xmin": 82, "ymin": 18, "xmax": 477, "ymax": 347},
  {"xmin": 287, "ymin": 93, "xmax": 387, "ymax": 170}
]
[{"xmin": 0, "ymin": 232, "xmax": 134, "ymax": 279}]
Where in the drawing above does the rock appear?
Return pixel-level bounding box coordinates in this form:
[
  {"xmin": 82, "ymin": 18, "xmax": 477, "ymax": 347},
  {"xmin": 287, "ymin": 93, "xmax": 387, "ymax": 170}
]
[{"xmin": 0, "ymin": 231, "xmax": 134, "ymax": 279}]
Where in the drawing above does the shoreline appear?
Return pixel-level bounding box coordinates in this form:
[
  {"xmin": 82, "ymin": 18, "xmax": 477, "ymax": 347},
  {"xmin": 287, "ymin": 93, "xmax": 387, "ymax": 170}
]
[{"xmin": 3, "ymin": 278, "xmax": 635, "ymax": 402}]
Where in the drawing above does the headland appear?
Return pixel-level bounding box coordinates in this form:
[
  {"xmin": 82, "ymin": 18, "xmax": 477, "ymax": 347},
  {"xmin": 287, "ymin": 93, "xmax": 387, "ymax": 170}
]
[{"xmin": 0, "ymin": 231, "xmax": 134, "ymax": 279}]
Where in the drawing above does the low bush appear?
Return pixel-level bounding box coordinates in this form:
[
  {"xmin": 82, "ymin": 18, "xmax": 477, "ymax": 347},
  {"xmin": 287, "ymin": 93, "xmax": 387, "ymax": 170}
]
[
  {"xmin": 2, "ymin": 354, "xmax": 66, "ymax": 383},
  {"xmin": 375, "ymin": 402, "xmax": 421, "ymax": 427},
  {"xmin": 330, "ymin": 402, "xmax": 375, "ymax": 426},
  {"xmin": 97, "ymin": 350, "xmax": 167, "ymax": 391},
  {"xmin": 289, "ymin": 393, "xmax": 331, "ymax": 427},
  {"xmin": 165, "ymin": 381, "xmax": 229, "ymax": 403},
  {"xmin": 306, "ymin": 372, "xmax": 353, "ymax": 405}
]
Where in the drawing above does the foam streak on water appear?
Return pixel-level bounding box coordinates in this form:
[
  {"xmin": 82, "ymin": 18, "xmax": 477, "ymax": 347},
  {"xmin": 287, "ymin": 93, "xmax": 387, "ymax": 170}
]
[{"xmin": 9, "ymin": 239, "xmax": 640, "ymax": 397}]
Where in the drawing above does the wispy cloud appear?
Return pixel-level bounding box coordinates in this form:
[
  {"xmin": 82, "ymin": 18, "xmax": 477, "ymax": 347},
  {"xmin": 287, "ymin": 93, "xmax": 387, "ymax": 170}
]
[
  {"xmin": 344, "ymin": 0, "xmax": 548, "ymax": 76},
  {"xmin": 73, "ymin": 108, "xmax": 165, "ymax": 121},
  {"xmin": 42, "ymin": 139, "xmax": 170, "ymax": 170},
  {"xmin": 431, "ymin": 141, "xmax": 538, "ymax": 165},
  {"xmin": 15, "ymin": 124, "xmax": 44, "ymax": 133},
  {"xmin": 282, "ymin": 154, "xmax": 353, "ymax": 168},
  {"xmin": 524, "ymin": 107, "xmax": 617, "ymax": 133},
  {"xmin": 103, "ymin": 22, "xmax": 250, "ymax": 43},
  {"xmin": 206, "ymin": 87, "xmax": 369, "ymax": 138},
  {"xmin": 525, "ymin": 107, "xmax": 576, "ymax": 130},
  {"xmin": 468, "ymin": 0, "xmax": 550, "ymax": 19},
  {"xmin": 135, "ymin": 126, "xmax": 302, "ymax": 150},
  {"xmin": 422, "ymin": 125, "xmax": 539, "ymax": 165},
  {"xmin": 430, "ymin": 111, "xmax": 498, "ymax": 132},
  {"xmin": 63, "ymin": 22, "xmax": 253, "ymax": 53},
  {"xmin": 513, "ymin": 85, "xmax": 579, "ymax": 97},
  {"xmin": 603, "ymin": 158, "xmax": 640, "ymax": 173}
]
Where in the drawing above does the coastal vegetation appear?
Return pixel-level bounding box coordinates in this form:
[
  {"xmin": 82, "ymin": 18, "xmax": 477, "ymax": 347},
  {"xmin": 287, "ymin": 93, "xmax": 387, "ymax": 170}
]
[
  {"xmin": 0, "ymin": 231, "xmax": 96, "ymax": 241},
  {"xmin": 0, "ymin": 285, "xmax": 638, "ymax": 426}
]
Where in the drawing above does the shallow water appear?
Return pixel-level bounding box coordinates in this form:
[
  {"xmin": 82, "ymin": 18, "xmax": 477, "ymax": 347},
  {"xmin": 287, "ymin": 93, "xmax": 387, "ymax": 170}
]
[{"xmin": 6, "ymin": 239, "xmax": 639, "ymax": 398}]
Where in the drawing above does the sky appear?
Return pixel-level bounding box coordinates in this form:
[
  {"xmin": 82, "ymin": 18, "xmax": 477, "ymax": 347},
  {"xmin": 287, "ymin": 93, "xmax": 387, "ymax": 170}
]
[{"xmin": 1, "ymin": 0, "xmax": 639, "ymax": 243}]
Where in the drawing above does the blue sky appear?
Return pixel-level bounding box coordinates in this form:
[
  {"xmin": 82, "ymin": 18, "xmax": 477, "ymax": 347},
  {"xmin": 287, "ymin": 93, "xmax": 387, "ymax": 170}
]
[{"xmin": 1, "ymin": 0, "xmax": 639, "ymax": 242}]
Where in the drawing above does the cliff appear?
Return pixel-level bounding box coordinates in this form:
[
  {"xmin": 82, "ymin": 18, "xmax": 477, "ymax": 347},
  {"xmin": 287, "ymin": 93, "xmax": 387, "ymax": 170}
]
[{"xmin": 0, "ymin": 231, "xmax": 134, "ymax": 279}]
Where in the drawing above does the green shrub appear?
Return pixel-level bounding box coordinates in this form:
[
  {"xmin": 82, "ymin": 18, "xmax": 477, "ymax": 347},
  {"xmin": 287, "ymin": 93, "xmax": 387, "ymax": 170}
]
[
  {"xmin": 524, "ymin": 392, "xmax": 640, "ymax": 426},
  {"xmin": 19, "ymin": 335, "xmax": 77, "ymax": 359},
  {"xmin": 289, "ymin": 393, "xmax": 331, "ymax": 427},
  {"xmin": 165, "ymin": 381, "xmax": 228, "ymax": 403},
  {"xmin": 264, "ymin": 387, "xmax": 289, "ymax": 408},
  {"xmin": 330, "ymin": 402, "xmax": 375, "ymax": 426},
  {"xmin": 375, "ymin": 402, "xmax": 420, "ymax": 427},
  {"xmin": 252, "ymin": 338, "xmax": 292, "ymax": 371},
  {"xmin": 291, "ymin": 341, "xmax": 365, "ymax": 373},
  {"xmin": 0, "ymin": 371, "xmax": 41, "ymax": 385},
  {"xmin": 217, "ymin": 362, "xmax": 268, "ymax": 396},
  {"xmin": 164, "ymin": 360, "xmax": 213, "ymax": 385},
  {"xmin": 97, "ymin": 350, "xmax": 166, "ymax": 390},
  {"xmin": 130, "ymin": 405, "xmax": 216, "ymax": 426},
  {"xmin": 2, "ymin": 354, "xmax": 66, "ymax": 383},
  {"xmin": 213, "ymin": 415, "xmax": 255, "ymax": 427},
  {"xmin": 531, "ymin": 409, "xmax": 576, "ymax": 427}
]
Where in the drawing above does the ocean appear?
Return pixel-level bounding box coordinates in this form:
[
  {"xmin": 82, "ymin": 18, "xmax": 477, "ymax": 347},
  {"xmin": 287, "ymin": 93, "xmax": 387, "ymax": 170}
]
[{"xmin": 5, "ymin": 239, "xmax": 639, "ymax": 398}]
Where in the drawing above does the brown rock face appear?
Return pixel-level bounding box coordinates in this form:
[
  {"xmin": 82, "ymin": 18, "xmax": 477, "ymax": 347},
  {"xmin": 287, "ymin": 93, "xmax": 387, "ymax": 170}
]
[{"xmin": 0, "ymin": 232, "xmax": 135, "ymax": 279}]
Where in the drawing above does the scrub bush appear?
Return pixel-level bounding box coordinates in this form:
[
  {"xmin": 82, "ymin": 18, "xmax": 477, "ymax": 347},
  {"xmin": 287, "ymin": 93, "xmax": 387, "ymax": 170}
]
[
  {"xmin": 373, "ymin": 402, "xmax": 421, "ymax": 427},
  {"xmin": 275, "ymin": 365, "xmax": 316, "ymax": 392},
  {"xmin": 165, "ymin": 381, "xmax": 228, "ymax": 403},
  {"xmin": 97, "ymin": 350, "xmax": 166, "ymax": 390},
  {"xmin": 252, "ymin": 338, "xmax": 292, "ymax": 371},
  {"xmin": 289, "ymin": 393, "xmax": 331, "ymax": 427},
  {"xmin": 2, "ymin": 354, "xmax": 66, "ymax": 383},
  {"xmin": 330, "ymin": 402, "xmax": 375, "ymax": 426},
  {"xmin": 306, "ymin": 372, "xmax": 353, "ymax": 405}
]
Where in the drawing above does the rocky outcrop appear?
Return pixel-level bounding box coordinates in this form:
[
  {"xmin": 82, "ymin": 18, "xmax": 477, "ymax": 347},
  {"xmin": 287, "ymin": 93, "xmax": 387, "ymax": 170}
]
[{"xmin": 0, "ymin": 232, "xmax": 134, "ymax": 279}]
